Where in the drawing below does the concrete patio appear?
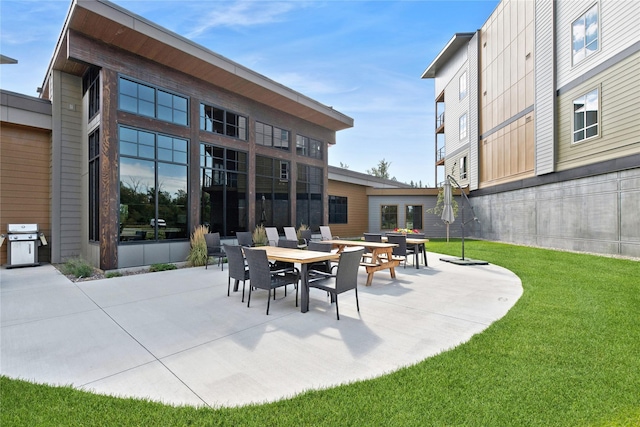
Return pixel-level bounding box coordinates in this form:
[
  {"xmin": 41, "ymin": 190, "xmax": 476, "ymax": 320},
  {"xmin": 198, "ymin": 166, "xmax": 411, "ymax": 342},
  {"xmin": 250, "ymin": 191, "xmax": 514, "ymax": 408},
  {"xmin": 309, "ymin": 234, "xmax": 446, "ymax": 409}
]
[{"xmin": 0, "ymin": 252, "xmax": 522, "ymax": 408}]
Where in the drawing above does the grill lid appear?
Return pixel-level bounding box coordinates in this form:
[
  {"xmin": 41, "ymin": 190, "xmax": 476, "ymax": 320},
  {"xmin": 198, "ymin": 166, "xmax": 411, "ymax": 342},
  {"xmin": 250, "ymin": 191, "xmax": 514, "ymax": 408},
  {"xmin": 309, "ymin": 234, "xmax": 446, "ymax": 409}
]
[{"xmin": 7, "ymin": 224, "xmax": 39, "ymax": 234}]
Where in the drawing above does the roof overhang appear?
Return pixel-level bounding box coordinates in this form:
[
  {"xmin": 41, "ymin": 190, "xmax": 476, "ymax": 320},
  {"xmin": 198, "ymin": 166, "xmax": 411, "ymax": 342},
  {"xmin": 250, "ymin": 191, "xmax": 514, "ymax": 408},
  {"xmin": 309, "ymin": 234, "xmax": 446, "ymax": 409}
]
[
  {"xmin": 421, "ymin": 32, "xmax": 476, "ymax": 79},
  {"xmin": 42, "ymin": 0, "xmax": 353, "ymax": 133},
  {"xmin": 1, "ymin": 55, "xmax": 18, "ymax": 64}
]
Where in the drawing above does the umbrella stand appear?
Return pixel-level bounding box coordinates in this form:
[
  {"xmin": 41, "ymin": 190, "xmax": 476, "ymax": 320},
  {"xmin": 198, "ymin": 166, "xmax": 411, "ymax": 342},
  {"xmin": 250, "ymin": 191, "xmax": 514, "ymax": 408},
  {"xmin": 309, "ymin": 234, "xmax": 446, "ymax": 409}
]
[{"xmin": 439, "ymin": 175, "xmax": 488, "ymax": 266}]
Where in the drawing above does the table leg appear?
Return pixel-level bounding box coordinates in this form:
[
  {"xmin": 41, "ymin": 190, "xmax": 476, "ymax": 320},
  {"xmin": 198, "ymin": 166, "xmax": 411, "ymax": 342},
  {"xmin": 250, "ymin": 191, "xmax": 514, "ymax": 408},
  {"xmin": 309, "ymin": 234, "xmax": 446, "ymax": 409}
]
[
  {"xmin": 423, "ymin": 245, "xmax": 428, "ymax": 266},
  {"xmin": 386, "ymin": 248, "xmax": 396, "ymax": 279},
  {"xmin": 301, "ymin": 263, "xmax": 310, "ymax": 313},
  {"xmin": 415, "ymin": 247, "xmax": 419, "ymax": 269}
]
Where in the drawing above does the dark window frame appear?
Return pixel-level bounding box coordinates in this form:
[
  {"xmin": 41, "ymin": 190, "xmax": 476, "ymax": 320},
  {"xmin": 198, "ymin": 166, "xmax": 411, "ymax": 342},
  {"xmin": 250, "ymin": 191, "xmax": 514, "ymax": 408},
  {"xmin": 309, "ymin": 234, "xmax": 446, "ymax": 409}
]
[
  {"xmin": 83, "ymin": 67, "xmax": 101, "ymax": 121},
  {"xmin": 200, "ymin": 103, "xmax": 247, "ymax": 141},
  {"xmin": 88, "ymin": 129, "xmax": 100, "ymax": 241},
  {"xmin": 405, "ymin": 205, "xmax": 423, "ymax": 230},
  {"xmin": 296, "ymin": 164, "xmax": 323, "ymax": 229},
  {"xmin": 296, "ymin": 134, "xmax": 323, "ymax": 159},
  {"xmin": 256, "ymin": 121, "xmax": 290, "ymax": 151},
  {"xmin": 329, "ymin": 195, "xmax": 348, "ymax": 224},
  {"xmin": 381, "ymin": 205, "xmax": 398, "ymax": 230},
  {"xmin": 118, "ymin": 76, "xmax": 189, "ymax": 126},
  {"xmin": 118, "ymin": 125, "xmax": 189, "ymax": 243}
]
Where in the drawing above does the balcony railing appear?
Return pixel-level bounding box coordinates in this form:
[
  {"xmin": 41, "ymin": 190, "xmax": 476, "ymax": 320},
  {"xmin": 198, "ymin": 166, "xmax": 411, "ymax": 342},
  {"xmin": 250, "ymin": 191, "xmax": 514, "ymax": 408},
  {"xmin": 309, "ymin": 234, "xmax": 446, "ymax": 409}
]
[
  {"xmin": 436, "ymin": 146, "xmax": 445, "ymax": 162},
  {"xmin": 436, "ymin": 112, "xmax": 445, "ymax": 130}
]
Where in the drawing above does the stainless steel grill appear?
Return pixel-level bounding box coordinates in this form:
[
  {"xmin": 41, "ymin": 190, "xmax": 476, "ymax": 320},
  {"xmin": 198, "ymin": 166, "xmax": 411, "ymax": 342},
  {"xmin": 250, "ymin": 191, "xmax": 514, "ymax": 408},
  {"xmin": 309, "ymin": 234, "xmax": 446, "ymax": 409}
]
[{"xmin": 1, "ymin": 224, "xmax": 48, "ymax": 268}]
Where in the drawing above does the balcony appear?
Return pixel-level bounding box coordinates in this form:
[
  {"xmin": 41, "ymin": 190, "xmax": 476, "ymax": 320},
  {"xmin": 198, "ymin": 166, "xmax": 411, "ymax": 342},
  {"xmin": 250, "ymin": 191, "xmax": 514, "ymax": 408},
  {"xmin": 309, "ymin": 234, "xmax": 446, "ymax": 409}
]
[
  {"xmin": 436, "ymin": 112, "xmax": 445, "ymax": 134},
  {"xmin": 436, "ymin": 146, "xmax": 445, "ymax": 166}
]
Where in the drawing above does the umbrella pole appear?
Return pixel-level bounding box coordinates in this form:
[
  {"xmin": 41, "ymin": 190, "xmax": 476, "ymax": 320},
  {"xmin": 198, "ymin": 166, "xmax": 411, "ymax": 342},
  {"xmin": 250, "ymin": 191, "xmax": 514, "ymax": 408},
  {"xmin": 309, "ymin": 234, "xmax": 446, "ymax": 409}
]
[{"xmin": 446, "ymin": 223, "xmax": 449, "ymax": 242}]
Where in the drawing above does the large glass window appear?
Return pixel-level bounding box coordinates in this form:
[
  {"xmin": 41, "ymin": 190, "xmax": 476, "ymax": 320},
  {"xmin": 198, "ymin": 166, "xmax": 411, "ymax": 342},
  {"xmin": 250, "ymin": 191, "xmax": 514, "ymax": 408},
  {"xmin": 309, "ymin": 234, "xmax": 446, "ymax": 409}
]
[
  {"xmin": 460, "ymin": 156, "xmax": 468, "ymax": 179},
  {"xmin": 573, "ymin": 88, "xmax": 599, "ymax": 143},
  {"xmin": 118, "ymin": 77, "xmax": 188, "ymax": 125},
  {"xmin": 88, "ymin": 129, "xmax": 100, "ymax": 241},
  {"xmin": 83, "ymin": 66, "xmax": 100, "ymax": 120},
  {"xmin": 296, "ymin": 164, "xmax": 323, "ymax": 229},
  {"xmin": 256, "ymin": 156, "xmax": 290, "ymax": 229},
  {"xmin": 200, "ymin": 103, "xmax": 247, "ymax": 140},
  {"xmin": 459, "ymin": 71, "xmax": 467, "ymax": 100},
  {"xmin": 459, "ymin": 113, "xmax": 468, "ymax": 140},
  {"xmin": 119, "ymin": 126, "xmax": 188, "ymax": 242},
  {"xmin": 381, "ymin": 205, "xmax": 398, "ymax": 230},
  {"xmin": 329, "ymin": 196, "xmax": 348, "ymax": 224},
  {"xmin": 200, "ymin": 144, "xmax": 248, "ymax": 237},
  {"xmin": 256, "ymin": 121, "xmax": 290, "ymax": 150},
  {"xmin": 572, "ymin": 4, "xmax": 598, "ymax": 65},
  {"xmin": 296, "ymin": 134, "xmax": 323, "ymax": 159},
  {"xmin": 405, "ymin": 205, "xmax": 423, "ymax": 230}
]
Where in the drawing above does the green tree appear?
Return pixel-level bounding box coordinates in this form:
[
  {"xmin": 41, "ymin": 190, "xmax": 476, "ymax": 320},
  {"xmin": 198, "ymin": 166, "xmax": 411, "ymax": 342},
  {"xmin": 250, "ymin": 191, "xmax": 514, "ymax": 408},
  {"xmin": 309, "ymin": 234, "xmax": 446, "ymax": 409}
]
[{"xmin": 366, "ymin": 159, "xmax": 395, "ymax": 180}]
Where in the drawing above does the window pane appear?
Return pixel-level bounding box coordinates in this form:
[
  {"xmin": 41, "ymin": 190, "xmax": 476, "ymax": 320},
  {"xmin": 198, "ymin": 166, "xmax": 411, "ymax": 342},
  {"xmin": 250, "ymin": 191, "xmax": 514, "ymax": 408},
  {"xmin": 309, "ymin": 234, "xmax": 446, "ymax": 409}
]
[
  {"xmin": 157, "ymin": 163, "xmax": 188, "ymax": 240},
  {"xmin": 119, "ymin": 78, "xmax": 137, "ymax": 96},
  {"xmin": 139, "ymin": 100, "xmax": 155, "ymax": 117},
  {"xmin": 120, "ymin": 157, "xmax": 155, "ymax": 237},
  {"xmin": 157, "ymin": 105, "xmax": 172, "ymax": 122},
  {"xmin": 119, "ymin": 94, "xmax": 137, "ymax": 113},
  {"xmin": 138, "ymin": 84, "xmax": 155, "ymax": 102},
  {"xmin": 585, "ymin": 6, "xmax": 598, "ymax": 46}
]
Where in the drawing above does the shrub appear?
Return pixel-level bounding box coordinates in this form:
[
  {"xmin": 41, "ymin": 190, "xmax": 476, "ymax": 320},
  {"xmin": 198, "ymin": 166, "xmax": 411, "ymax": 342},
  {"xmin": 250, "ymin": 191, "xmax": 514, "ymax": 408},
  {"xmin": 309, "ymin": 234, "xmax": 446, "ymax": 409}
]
[
  {"xmin": 149, "ymin": 263, "xmax": 177, "ymax": 272},
  {"xmin": 61, "ymin": 257, "xmax": 95, "ymax": 279},
  {"xmin": 297, "ymin": 223, "xmax": 309, "ymax": 240},
  {"xmin": 186, "ymin": 225, "xmax": 209, "ymax": 266},
  {"xmin": 105, "ymin": 271, "xmax": 123, "ymax": 278},
  {"xmin": 252, "ymin": 224, "xmax": 268, "ymax": 246}
]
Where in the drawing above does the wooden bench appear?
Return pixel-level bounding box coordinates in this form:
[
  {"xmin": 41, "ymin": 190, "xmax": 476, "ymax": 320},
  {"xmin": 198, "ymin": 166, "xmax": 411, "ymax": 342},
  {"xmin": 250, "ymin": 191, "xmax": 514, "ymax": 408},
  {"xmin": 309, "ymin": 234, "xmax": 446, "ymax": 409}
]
[{"xmin": 360, "ymin": 258, "xmax": 400, "ymax": 286}]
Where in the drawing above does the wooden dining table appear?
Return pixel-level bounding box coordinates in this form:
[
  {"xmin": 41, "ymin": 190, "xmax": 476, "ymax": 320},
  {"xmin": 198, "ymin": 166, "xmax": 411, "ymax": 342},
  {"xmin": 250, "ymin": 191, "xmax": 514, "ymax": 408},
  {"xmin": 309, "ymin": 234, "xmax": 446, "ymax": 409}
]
[
  {"xmin": 323, "ymin": 239, "xmax": 399, "ymax": 286},
  {"xmin": 248, "ymin": 246, "xmax": 339, "ymax": 313}
]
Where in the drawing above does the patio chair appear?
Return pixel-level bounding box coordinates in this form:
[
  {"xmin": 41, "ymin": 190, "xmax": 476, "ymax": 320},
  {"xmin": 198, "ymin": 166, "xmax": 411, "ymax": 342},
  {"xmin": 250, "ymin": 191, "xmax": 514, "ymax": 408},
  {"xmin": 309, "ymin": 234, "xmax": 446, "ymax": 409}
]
[
  {"xmin": 363, "ymin": 232, "xmax": 382, "ymax": 261},
  {"xmin": 205, "ymin": 232, "xmax": 225, "ymax": 270},
  {"xmin": 274, "ymin": 239, "xmax": 300, "ymax": 297},
  {"xmin": 406, "ymin": 233, "xmax": 428, "ymax": 267},
  {"xmin": 236, "ymin": 231, "xmax": 253, "ymax": 247},
  {"xmin": 320, "ymin": 226, "xmax": 337, "ymax": 241},
  {"xmin": 244, "ymin": 248, "xmax": 300, "ymax": 315},
  {"xmin": 265, "ymin": 227, "xmax": 280, "ymax": 247},
  {"xmin": 285, "ymin": 226, "xmax": 307, "ymax": 249},
  {"xmin": 300, "ymin": 229, "xmax": 313, "ymax": 243},
  {"xmin": 387, "ymin": 233, "xmax": 408, "ymax": 268},
  {"xmin": 223, "ymin": 244, "xmax": 249, "ymax": 302},
  {"xmin": 308, "ymin": 248, "xmax": 365, "ymax": 320},
  {"xmin": 307, "ymin": 240, "xmax": 335, "ymax": 274}
]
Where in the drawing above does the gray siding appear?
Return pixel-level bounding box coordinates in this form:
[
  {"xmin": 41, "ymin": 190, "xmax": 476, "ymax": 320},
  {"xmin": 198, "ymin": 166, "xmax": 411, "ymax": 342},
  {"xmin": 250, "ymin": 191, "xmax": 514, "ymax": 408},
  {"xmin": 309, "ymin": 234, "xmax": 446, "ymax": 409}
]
[
  {"xmin": 50, "ymin": 71, "xmax": 83, "ymax": 263},
  {"xmin": 367, "ymin": 195, "xmax": 463, "ymax": 239},
  {"xmin": 534, "ymin": 0, "xmax": 555, "ymax": 175}
]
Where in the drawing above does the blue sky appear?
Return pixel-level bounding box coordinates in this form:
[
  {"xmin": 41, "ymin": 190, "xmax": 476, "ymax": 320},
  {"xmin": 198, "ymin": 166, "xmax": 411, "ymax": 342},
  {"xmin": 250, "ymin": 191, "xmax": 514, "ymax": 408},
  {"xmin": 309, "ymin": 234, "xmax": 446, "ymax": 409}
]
[{"xmin": 0, "ymin": 0, "xmax": 498, "ymax": 186}]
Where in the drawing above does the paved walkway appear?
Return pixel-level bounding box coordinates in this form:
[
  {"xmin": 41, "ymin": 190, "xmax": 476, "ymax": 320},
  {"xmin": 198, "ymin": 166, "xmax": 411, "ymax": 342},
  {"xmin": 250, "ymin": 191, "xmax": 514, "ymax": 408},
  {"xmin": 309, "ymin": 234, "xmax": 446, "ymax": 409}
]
[{"xmin": 1, "ymin": 253, "xmax": 522, "ymax": 408}]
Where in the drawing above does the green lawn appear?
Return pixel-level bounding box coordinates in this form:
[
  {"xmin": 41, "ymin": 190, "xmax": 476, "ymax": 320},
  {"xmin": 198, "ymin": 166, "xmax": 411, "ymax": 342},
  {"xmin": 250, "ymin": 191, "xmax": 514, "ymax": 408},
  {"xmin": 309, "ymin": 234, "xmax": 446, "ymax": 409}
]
[{"xmin": 2, "ymin": 240, "xmax": 639, "ymax": 426}]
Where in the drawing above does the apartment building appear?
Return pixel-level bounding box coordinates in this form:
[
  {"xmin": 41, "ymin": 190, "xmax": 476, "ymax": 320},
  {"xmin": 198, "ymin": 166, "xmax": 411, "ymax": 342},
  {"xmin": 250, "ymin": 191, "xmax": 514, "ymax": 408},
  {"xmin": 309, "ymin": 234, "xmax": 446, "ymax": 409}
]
[
  {"xmin": 423, "ymin": 0, "xmax": 640, "ymax": 257},
  {"xmin": 1, "ymin": 0, "xmax": 353, "ymax": 270}
]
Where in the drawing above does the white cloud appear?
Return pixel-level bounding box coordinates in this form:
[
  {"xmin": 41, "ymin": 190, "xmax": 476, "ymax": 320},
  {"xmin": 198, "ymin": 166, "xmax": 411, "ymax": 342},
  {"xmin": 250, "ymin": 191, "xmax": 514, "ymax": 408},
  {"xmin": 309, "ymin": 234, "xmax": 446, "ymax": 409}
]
[{"xmin": 185, "ymin": 1, "xmax": 298, "ymax": 38}]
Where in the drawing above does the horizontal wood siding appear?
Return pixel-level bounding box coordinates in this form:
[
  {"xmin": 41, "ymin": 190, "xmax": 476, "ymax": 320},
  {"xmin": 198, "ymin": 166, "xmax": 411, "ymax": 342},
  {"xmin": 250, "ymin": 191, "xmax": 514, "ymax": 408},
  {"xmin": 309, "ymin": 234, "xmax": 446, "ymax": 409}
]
[
  {"xmin": 327, "ymin": 180, "xmax": 368, "ymax": 238},
  {"xmin": 556, "ymin": 52, "xmax": 640, "ymax": 170},
  {"xmin": 0, "ymin": 124, "xmax": 52, "ymax": 265}
]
